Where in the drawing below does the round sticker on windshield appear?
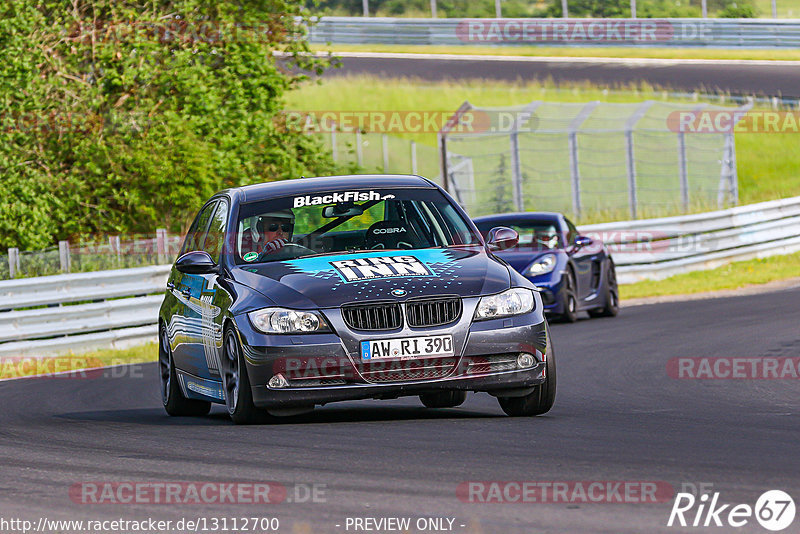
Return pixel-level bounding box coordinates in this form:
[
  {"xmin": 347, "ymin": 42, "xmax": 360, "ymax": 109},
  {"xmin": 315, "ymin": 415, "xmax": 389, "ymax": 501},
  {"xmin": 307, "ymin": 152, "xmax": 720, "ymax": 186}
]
[{"xmin": 243, "ymin": 252, "xmax": 259, "ymax": 262}]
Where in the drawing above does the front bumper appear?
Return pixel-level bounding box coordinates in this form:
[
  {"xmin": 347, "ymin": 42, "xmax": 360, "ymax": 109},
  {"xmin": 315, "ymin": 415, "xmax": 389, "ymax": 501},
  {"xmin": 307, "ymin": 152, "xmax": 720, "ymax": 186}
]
[{"xmin": 236, "ymin": 297, "xmax": 550, "ymax": 409}]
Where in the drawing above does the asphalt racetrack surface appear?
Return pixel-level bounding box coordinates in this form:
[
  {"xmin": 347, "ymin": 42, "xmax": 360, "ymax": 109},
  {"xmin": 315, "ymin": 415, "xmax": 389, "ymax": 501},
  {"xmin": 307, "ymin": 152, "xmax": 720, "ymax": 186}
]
[
  {"xmin": 1, "ymin": 287, "xmax": 798, "ymax": 533},
  {"xmin": 327, "ymin": 54, "xmax": 800, "ymax": 98}
]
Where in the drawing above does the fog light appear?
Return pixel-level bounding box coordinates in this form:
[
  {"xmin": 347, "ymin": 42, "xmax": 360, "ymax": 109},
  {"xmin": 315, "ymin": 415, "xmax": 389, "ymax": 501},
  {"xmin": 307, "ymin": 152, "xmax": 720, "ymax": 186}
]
[
  {"xmin": 517, "ymin": 353, "xmax": 535, "ymax": 369},
  {"xmin": 268, "ymin": 373, "xmax": 289, "ymax": 389}
]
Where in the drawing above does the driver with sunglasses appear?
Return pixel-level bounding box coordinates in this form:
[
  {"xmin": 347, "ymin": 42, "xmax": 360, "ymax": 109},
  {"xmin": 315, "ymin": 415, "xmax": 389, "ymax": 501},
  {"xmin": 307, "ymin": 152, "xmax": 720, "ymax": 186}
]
[
  {"xmin": 257, "ymin": 210, "xmax": 295, "ymax": 255},
  {"xmin": 240, "ymin": 210, "xmax": 295, "ymax": 259}
]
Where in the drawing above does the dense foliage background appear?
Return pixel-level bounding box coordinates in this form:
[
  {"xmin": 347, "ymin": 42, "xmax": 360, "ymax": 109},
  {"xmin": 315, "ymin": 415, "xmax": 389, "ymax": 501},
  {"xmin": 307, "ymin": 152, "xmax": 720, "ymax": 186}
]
[{"xmin": 0, "ymin": 0, "xmax": 338, "ymax": 250}]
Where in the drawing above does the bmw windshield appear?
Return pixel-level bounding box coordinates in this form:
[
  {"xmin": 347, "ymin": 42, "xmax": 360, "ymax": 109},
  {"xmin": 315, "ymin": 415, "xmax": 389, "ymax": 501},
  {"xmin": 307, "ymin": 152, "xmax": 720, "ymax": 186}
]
[{"xmin": 235, "ymin": 187, "xmax": 482, "ymax": 264}]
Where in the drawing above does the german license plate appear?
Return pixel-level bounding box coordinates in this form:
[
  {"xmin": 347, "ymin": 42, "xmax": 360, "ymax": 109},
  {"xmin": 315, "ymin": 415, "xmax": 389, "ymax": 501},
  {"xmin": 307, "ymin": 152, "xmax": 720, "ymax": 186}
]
[{"xmin": 360, "ymin": 334, "xmax": 454, "ymax": 361}]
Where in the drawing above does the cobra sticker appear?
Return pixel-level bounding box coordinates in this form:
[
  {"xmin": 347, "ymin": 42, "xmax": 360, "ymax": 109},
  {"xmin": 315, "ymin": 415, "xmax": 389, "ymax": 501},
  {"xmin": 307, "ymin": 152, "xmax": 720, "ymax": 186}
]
[
  {"xmin": 330, "ymin": 255, "xmax": 432, "ymax": 282},
  {"xmin": 293, "ymin": 191, "xmax": 395, "ymax": 208}
]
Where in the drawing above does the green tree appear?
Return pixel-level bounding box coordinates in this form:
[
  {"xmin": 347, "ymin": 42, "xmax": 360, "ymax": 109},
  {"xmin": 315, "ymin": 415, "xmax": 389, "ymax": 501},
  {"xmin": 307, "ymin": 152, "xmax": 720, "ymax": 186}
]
[{"xmin": 0, "ymin": 0, "xmax": 336, "ymax": 249}]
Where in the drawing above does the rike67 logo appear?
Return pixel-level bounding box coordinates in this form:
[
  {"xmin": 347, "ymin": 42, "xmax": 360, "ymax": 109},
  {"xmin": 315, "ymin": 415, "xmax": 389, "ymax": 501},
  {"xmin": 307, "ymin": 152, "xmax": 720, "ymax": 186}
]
[{"xmin": 668, "ymin": 490, "xmax": 795, "ymax": 531}]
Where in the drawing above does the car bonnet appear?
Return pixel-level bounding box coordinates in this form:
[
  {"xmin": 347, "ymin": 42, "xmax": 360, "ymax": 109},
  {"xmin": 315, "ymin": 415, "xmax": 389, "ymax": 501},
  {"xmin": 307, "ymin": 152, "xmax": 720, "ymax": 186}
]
[{"xmin": 231, "ymin": 247, "xmax": 510, "ymax": 309}]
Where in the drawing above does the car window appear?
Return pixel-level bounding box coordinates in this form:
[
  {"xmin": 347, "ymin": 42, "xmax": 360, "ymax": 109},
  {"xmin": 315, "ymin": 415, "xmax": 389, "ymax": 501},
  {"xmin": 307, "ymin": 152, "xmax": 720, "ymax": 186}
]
[
  {"xmin": 181, "ymin": 201, "xmax": 217, "ymax": 255},
  {"xmin": 474, "ymin": 220, "xmax": 562, "ymax": 250},
  {"xmin": 234, "ymin": 187, "xmax": 481, "ymax": 264},
  {"xmin": 565, "ymin": 218, "xmax": 579, "ymax": 245},
  {"xmin": 202, "ymin": 200, "xmax": 228, "ymax": 262}
]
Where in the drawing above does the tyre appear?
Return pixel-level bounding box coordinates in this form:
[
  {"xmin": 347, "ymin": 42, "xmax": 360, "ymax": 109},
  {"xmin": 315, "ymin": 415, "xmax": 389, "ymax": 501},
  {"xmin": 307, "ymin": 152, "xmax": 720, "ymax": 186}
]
[
  {"xmin": 497, "ymin": 329, "xmax": 557, "ymax": 417},
  {"xmin": 159, "ymin": 326, "xmax": 211, "ymax": 417},
  {"xmin": 588, "ymin": 260, "xmax": 619, "ymax": 318},
  {"xmin": 556, "ymin": 269, "xmax": 578, "ymax": 323},
  {"xmin": 419, "ymin": 391, "xmax": 467, "ymax": 408},
  {"xmin": 222, "ymin": 327, "xmax": 269, "ymax": 425}
]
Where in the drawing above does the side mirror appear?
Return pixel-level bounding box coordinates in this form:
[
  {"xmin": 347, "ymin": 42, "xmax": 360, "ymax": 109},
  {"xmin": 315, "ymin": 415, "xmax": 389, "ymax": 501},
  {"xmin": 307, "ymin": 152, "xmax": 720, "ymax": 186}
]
[
  {"xmin": 486, "ymin": 226, "xmax": 519, "ymax": 251},
  {"xmin": 175, "ymin": 251, "xmax": 218, "ymax": 274},
  {"xmin": 574, "ymin": 235, "xmax": 593, "ymax": 248}
]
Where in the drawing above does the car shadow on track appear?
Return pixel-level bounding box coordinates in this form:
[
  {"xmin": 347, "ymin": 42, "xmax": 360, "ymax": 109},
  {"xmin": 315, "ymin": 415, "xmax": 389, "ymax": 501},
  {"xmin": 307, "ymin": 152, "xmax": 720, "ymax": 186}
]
[{"xmin": 56, "ymin": 403, "xmax": 507, "ymax": 426}]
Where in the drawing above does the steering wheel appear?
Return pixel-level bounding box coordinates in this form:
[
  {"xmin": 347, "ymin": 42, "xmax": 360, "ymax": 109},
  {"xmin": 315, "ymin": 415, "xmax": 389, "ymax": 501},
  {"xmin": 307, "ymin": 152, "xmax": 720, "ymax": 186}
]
[{"xmin": 255, "ymin": 242, "xmax": 314, "ymax": 262}]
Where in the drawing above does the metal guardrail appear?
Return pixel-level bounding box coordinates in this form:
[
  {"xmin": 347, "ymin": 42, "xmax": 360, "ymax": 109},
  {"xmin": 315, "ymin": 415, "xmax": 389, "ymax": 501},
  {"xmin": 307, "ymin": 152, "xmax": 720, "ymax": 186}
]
[
  {"xmin": 1, "ymin": 196, "xmax": 798, "ymax": 357},
  {"xmin": 579, "ymin": 195, "xmax": 800, "ymax": 284},
  {"xmin": 308, "ymin": 17, "xmax": 800, "ymax": 48},
  {"xmin": 0, "ymin": 266, "xmax": 170, "ymax": 358}
]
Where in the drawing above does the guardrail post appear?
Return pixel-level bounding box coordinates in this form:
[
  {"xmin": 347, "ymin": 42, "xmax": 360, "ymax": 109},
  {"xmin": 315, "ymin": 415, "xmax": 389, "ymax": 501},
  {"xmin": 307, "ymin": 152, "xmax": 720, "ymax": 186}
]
[
  {"xmin": 430, "ymin": 0, "xmax": 437, "ymax": 18},
  {"xmin": 156, "ymin": 229, "xmax": 168, "ymax": 264},
  {"xmin": 495, "ymin": 0, "xmax": 502, "ymax": 18},
  {"xmin": 8, "ymin": 248, "xmax": 19, "ymax": 278},
  {"xmin": 631, "ymin": 0, "xmax": 637, "ymax": 18},
  {"xmin": 411, "ymin": 141, "xmax": 418, "ymax": 175},
  {"xmin": 772, "ymin": 0, "xmax": 778, "ymax": 18},
  {"xmin": 362, "ymin": 0, "xmax": 369, "ymax": 17},
  {"xmin": 701, "ymin": 0, "xmax": 707, "ymax": 17},
  {"xmin": 561, "ymin": 0, "xmax": 568, "ymax": 17},
  {"xmin": 356, "ymin": 131, "xmax": 364, "ymax": 167},
  {"xmin": 382, "ymin": 134, "xmax": 389, "ymax": 172},
  {"xmin": 59, "ymin": 240, "xmax": 71, "ymax": 273}
]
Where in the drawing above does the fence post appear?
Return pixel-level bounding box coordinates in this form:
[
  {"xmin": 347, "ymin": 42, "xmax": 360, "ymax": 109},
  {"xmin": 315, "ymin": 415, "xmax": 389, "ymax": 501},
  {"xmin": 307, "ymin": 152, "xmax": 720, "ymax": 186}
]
[
  {"xmin": 729, "ymin": 133, "xmax": 738, "ymax": 206},
  {"xmin": 495, "ymin": 0, "xmax": 502, "ymax": 18},
  {"xmin": 701, "ymin": 0, "xmax": 707, "ymax": 17},
  {"xmin": 561, "ymin": 0, "xmax": 569, "ymax": 17},
  {"xmin": 678, "ymin": 132, "xmax": 689, "ymax": 212},
  {"xmin": 772, "ymin": 0, "xmax": 777, "ymax": 18},
  {"xmin": 362, "ymin": 0, "xmax": 369, "ymax": 17},
  {"xmin": 382, "ymin": 134, "xmax": 389, "ymax": 173},
  {"xmin": 59, "ymin": 240, "xmax": 71, "ymax": 273},
  {"xmin": 156, "ymin": 228, "xmax": 168, "ymax": 264},
  {"xmin": 411, "ymin": 141, "xmax": 418, "ymax": 175},
  {"xmin": 631, "ymin": 0, "xmax": 637, "ymax": 18},
  {"xmin": 356, "ymin": 131, "xmax": 364, "ymax": 167},
  {"xmin": 331, "ymin": 123, "xmax": 338, "ymax": 162},
  {"xmin": 509, "ymin": 132, "xmax": 523, "ymax": 212},
  {"xmin": 8, "ymin": 248, "xmax": 19, "ymax": 278},
  {"xmin": 623, "ymin": 101, "xmax": 654, "ymax": 220},
  {"xmin": 567, "ymin": 102, "xmax": 598, "ymax": 219},
  {"xmin": 438, "ymin": 132, "xmax": 449, "ymax": 194},
  {"xmin": 430, "ymin": 0, "xmax": 437, "ymax": 17},
  {"xmin": 109, "ymin": 235, "xmax": 121, "ymax": 265}
]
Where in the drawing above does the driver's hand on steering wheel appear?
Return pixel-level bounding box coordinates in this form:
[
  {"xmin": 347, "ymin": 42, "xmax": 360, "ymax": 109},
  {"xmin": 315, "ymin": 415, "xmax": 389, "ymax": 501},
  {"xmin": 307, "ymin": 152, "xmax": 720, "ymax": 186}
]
[{"xmin": 262, "ymin": 238, "xmax": 287, "ymax": 254}]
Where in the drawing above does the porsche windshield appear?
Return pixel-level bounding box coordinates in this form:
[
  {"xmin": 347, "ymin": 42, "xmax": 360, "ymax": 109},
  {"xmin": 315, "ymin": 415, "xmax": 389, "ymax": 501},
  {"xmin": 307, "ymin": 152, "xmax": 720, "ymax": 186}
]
[{"xmin": 235, "ymin": 187, "xmax": 481, "ymax": 264}]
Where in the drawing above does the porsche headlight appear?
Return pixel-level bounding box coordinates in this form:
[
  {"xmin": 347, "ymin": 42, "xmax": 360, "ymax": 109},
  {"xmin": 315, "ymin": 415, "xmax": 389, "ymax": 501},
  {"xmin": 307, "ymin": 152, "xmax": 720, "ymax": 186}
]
[
  {"xmin": 248, "ymin": 308, "xmax": 330, "ymax": 334},
  {"xmin": 524, "ymin": 254, "xmax": 557, "ymax": 276},
  {"xmin": 474, "ymin": 288, "xmax": 535, "ymax": 321}
]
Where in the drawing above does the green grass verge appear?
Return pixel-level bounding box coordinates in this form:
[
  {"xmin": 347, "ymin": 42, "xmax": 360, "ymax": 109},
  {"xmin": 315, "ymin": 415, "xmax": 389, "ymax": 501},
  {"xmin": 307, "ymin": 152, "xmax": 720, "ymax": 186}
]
[
  {"xmin": 313, "ymin": 43, "xmax": 800, "ymax": 62},
  {"xmin": 620, "ymin": 251, "xmax": 800, "ymax": 299},
  {"xmin": 286, "ymin": 76, "xmax": 800, "ymax": 212},
  {"xmin": 0, "ymin": 342, "xmax": 156, "ymax": 380}
]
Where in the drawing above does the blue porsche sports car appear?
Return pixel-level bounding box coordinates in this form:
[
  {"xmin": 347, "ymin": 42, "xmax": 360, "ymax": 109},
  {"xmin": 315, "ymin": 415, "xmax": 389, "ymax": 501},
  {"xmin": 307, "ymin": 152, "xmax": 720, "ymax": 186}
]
[
  {"xmin": 473, "ymin": 212, "xmax": 619, "ymax": 323},
  {"xmin": 159, "ymin": 175, "xmax": 555, "ymax": 423}
]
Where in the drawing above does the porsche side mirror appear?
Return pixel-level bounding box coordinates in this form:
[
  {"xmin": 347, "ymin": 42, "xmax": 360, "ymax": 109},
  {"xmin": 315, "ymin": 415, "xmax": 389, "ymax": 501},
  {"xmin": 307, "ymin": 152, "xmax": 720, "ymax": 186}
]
[
  {"xmin": 486, "ymin": 226, "xmax": 519, "ymax": 251},
  {"xmin": 175, "ymin": 251, "xmax": 218, "ymax": 274}
]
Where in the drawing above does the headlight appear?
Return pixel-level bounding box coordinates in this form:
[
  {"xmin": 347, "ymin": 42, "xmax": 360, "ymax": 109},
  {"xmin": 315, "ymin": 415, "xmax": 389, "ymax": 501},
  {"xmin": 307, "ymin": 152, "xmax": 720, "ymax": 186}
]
[
  {"xmin": 474, "ymin": 288, "xmax": 535, "ymax": 321},
  {"xmin": 524, "ymin": 254, "xmax": 557, "ymax": 276},
  {"xmin": 248, "ymin": 308, "xmax": 330, "ymax": 334}
]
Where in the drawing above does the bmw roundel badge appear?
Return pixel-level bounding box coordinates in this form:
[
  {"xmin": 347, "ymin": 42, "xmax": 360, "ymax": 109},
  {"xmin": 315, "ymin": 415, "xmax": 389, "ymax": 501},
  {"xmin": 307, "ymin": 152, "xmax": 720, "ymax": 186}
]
[{"xmin": 391, "ymin": 289, "xmax": 407, "ymax": 297}]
